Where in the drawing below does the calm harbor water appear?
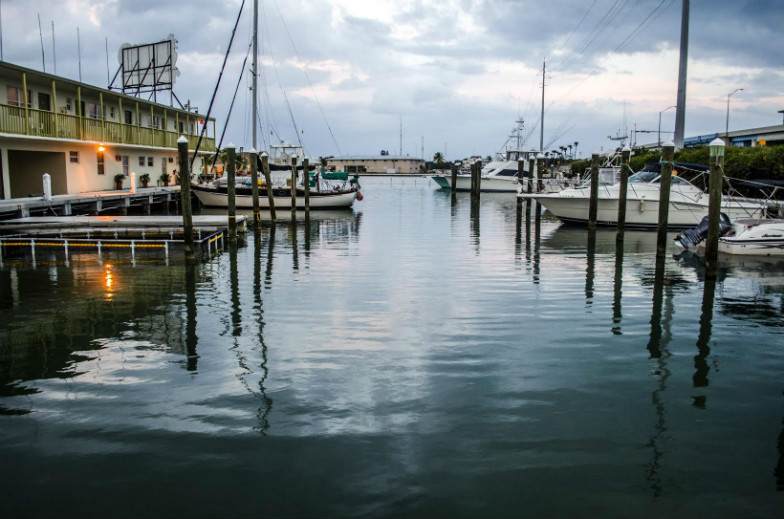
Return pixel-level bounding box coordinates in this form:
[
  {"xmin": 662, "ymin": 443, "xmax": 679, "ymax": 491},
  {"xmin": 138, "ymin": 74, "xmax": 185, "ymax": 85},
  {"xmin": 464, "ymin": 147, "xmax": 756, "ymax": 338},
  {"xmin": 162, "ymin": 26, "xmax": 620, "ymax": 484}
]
[{"xmin": 1, "ymin": 176, "xmax": 783, "ymax": 517}]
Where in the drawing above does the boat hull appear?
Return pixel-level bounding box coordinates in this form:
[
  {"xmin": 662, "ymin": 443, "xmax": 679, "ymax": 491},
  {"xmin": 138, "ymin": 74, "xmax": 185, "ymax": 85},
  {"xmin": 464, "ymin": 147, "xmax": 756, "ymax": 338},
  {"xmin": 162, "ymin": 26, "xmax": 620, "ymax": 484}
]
[
  {"xmin": 718, "ymin": 220, "xmax": 784, "ymax": 256},
  {"xmin": 191, "ymin": 185, "xmax": 357, "ymax": 210},
  {"xmin": 525, "ymin": 191, "xmax": 767, "ymax": 230},
  {"xmin": 430, "ymin": 174, "xmax": 519, "ymax": 193}
]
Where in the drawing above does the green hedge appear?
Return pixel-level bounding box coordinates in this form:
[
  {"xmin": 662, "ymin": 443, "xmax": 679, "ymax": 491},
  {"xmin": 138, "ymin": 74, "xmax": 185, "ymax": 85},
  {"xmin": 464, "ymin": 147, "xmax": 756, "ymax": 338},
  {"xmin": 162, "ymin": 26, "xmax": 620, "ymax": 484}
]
[{"xmin": 570, "ymin": 146, "xmax": 784, "ymax": 180}]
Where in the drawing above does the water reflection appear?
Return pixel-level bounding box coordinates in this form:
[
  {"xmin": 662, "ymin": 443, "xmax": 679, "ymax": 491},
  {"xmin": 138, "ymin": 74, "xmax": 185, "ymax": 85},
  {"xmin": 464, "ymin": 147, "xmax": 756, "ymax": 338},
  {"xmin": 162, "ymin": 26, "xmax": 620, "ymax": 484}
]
[
  {"xmin": 692, "ymin": 275, "xmax": 716, "ymax": 404},
  {"xmin": 185, "ymin": 263, "xmax": 199, "ymax": 371},
  {"xmin": 612, "ymin": 245, "xmax": 624, "ymax": 335},
  {"xmin": 253, "ymin": 230, "xmax": 272, "ymax": 433},
  {"xmin": 645, "ymin": 254, "xmax": 673, "ymax": 498},
  {"xmin": 585, "ymin": 228, "xmax": 596, "ymax": 305}
]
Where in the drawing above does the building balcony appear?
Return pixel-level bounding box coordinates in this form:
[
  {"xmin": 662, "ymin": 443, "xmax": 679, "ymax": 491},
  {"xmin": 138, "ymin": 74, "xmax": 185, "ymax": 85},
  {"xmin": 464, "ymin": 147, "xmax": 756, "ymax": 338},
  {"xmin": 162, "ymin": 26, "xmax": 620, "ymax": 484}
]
[{"xmin": 0, "ymin": 103, "xmax": 216, "ymax": 151}]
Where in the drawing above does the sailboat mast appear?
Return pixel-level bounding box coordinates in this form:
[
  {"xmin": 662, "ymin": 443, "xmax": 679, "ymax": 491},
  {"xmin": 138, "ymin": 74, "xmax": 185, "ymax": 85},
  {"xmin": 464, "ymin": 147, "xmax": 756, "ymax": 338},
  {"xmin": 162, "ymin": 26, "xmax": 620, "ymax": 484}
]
[
  {"xmin": 540, "ymin": 59, "xmax": 545, "ymax": 153},
  {"xmin": 252, "ymin": 0, "xmax": 258, "ymax": 150}
]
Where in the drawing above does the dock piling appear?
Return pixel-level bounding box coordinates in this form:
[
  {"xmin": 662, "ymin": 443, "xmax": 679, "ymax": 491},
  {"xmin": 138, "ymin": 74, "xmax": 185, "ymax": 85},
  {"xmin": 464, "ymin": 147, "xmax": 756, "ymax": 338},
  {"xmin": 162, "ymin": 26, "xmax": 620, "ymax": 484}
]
[
  {"xmin": 588, "ymin": 153, "xmax": 599, "ymax": 231},
  {"xmin": 225, "ymin": 143, "xmax": 238, "ymax": 243},
  {"xmin": 303, "ymin": 158, "xmax": 311, "ymax": 215},
  {"xmin": 616, "ymin": 146, "xmax": 631, "ymax": 241},
  {"xmin": 705, "ymin": 138, "xmax": 726, "ymax": 277},
  {"xmin": 178, "ymin": 136, "xmax": 195, "ymax": 259},
  {"xmin": 261, "ymin": 152, "xmax": 276, "ymax": 220},
  {"xmin": 290, "ymin": 157, "xmax": 297, "ymax": 218},
  {"xmin": 249, "ymin": 147, "xmax": 260, "ymax": 226},
  {"xmin": 656, "ymin": 143, "xmax": 675, "ymax": 258}
]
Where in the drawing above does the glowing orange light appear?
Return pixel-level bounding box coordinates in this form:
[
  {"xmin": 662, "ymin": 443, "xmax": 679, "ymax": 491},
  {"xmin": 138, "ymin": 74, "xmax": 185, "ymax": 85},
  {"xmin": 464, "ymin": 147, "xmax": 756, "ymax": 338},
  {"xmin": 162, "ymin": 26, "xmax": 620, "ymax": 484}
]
[
  {"xmin": 104, "ymin": 264, "xmax": 113, "ymax": 289},
  {"xmin": 98, "ymin": 144, "xmax": 106, "ymax": 152}
]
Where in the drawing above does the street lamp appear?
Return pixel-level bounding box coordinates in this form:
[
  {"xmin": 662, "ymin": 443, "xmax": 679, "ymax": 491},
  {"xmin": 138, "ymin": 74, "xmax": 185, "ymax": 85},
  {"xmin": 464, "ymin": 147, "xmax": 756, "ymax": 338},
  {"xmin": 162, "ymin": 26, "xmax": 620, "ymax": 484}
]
[
  {"xmin": 725, "ymin": 88, "xmax": 744, "ymax": 140},
  {"xmin": 658, "ymin": 105, "xmax": 676, "ymax": 148}
]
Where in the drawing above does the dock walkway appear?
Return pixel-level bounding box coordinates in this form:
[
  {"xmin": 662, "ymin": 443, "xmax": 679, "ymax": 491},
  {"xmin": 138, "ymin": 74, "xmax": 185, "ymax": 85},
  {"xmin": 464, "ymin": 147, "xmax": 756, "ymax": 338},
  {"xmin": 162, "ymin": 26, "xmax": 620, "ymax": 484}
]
[{"xmin": 0, "ymin": 186, "xmax": 181, "ymax": 219}]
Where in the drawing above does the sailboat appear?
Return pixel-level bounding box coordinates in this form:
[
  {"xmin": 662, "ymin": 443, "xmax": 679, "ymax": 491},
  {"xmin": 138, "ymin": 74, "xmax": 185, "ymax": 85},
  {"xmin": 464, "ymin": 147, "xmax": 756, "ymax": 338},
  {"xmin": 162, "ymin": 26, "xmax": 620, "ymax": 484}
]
[{"xmin": 191, "ymin": 1, "xmax": 360, "ymax": 210}]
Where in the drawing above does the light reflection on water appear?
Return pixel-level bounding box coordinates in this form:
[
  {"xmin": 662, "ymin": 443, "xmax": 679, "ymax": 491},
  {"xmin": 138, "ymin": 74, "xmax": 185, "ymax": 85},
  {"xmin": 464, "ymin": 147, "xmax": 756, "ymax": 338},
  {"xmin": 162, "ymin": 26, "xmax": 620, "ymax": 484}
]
[{"xmin": 1, "ymin": 177, "xmax": 783, "ymax": 517}]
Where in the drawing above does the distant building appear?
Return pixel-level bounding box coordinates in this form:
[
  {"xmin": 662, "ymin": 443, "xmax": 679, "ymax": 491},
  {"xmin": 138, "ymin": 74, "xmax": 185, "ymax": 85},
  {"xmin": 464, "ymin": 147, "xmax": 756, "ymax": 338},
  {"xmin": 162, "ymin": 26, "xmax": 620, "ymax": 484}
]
[
  {"xmin": 639, "ymin": 123, "xmax": 784, "ymax": 150},
  {"xmin": 0, "ymin": 61, "xmax": 216, "ymax": 199},
  {"xmin": 328, "ymin": 155, "xmax": 425, "ymax": 174},
  {"xmin": 683, "ymin": 124, "xmax": 784, "ymax": 148}
]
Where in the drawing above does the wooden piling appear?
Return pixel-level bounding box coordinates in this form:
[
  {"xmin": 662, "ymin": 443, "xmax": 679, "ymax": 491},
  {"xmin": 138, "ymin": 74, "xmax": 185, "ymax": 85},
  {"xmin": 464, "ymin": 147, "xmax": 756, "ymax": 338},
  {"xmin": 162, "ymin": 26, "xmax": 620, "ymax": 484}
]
[
  {"xmin": 177, "ymin": 136, "xmax": 194, "ymax": 259},
  {"xmin": 705, "ymin": 138, "xmax": 726, "ymax": 277},
  {"xmin": 655, "ymin": 144, "xmax": 675, "ymax": 258},
  {"xmin": 588, "ymin": 153, "xmax": 599, "ymax": 231},
  {"xmin": 250, "ymin": 148, "xmax": 260, "ymax": 226},
  {"xmin": 616, "ymin": 147, "xmax": 631, "ymax": 241},
  {"xmin": 290, "ymin": 157, "xmax": 297, "ymax": 218},
  {"xmin": 450, "ymin": 163, "xmax": 458, "ymax": 195},
  {"xmin": 303, "ymin": 158, "xmax": 311, "ymax": 215},
  {"xmin": 261, "ymin": 153, "xmax": 276, "ymax": 220},
  {"xmin": 226, "ymin": 144, "xmax": 237, "ymax": 242}
]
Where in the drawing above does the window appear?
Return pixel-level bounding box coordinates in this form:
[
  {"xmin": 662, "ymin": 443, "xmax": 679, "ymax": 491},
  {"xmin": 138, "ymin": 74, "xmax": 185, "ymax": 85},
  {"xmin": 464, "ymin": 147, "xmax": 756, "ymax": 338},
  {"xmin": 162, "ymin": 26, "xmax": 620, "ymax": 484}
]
[
  {"xmin": 138, "ymin": 156, "xmax": 145, "ymax": 167},
  {"xmin": 178, "ymin": 121, "xmax": 184, "ymax": 133},
  {"xmin": 66, "ymin": 97, "xmax": 72, "ymax": 111},
  {"xmin": 7, "ymin": 86, "xmax": 30, "ymax": 107},
  {"xmin": 38, "ymin": 92, "xmax": 51, "ymax": 111},
  {"xmin": 97, "ymin": 151, "xmax": 105, "ymax": 175},
  {"xmin": 87, "ymin": 103, "xmax": 99, "ymax": 118},
  {"xmin": 152, "ymin": 116, "xmax": 160, "ymax": 129},
  {"xmin": 109, "ymin": 106, "xmax": 115, "ymax": 118},
  {"xmin": 69, "ymin": 151, "xmax": 79, "ymax": 164},
  {"xmin": 168, "ymin": 157, "xmax": 174, "ymax": 163},
  {"xmin": 147, "ymin": 156, "xmax": 154, "ymax": 167},
  {"xmin": 121, "ymin": 156, "xmax": 129, "ymax": 175},
  {"xmin": 124, "ymin": 110, "xmax": 133, "ymax": 125}
]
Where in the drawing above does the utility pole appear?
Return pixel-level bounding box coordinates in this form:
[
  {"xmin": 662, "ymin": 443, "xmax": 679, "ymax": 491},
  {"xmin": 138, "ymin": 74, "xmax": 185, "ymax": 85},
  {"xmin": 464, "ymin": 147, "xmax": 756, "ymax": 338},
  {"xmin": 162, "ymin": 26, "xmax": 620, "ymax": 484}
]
[{"xmin": 673, "ymin": 0, "xmax": 689, "ymax": 149}]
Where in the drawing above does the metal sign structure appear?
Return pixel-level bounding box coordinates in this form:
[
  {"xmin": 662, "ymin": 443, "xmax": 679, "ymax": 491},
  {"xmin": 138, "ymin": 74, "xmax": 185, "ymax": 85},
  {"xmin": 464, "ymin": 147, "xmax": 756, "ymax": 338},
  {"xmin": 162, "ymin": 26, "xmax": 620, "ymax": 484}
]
[{"xmin": 109, "ymin": 34, "xmax": 181, "ymax": 106}]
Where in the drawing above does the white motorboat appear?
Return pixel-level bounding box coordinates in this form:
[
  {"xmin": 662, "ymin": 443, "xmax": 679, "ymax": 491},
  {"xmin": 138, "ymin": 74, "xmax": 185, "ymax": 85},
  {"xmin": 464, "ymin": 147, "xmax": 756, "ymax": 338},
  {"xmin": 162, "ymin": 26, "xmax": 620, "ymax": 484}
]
[
  {"xmin": 522, "ymin": 167, "xmax": 768, "ymax": 230},
  {"xmin": 718, "ymin": 219, "xmax": 784, "ymax": 256},
  {"xmin": 675, "ymin": 215, "xmax": 784, "ymax": 256},
  {"xmin": 431, "ymin": 149, "xmax": 536, "ymax": 193},
  {"xmin": 431, "ymin": 118, "xmax": 537, "ymax": 193}
]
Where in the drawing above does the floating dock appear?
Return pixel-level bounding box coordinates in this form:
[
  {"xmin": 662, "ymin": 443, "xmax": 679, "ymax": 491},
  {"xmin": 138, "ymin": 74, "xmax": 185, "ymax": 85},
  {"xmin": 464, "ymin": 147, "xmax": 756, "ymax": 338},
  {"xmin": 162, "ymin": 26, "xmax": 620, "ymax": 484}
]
[{"xmin": 0, "ymin": 214, "xmax": 246, "ymax": 265}]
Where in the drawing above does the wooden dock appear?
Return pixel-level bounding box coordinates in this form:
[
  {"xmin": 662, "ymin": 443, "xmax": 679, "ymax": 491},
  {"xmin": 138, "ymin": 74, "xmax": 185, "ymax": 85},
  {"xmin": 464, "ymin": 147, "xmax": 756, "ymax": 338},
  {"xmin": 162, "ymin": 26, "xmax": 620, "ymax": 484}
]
[{"xmin": 0, "ymin": 187, "xmax": 181, "ymax": 219}]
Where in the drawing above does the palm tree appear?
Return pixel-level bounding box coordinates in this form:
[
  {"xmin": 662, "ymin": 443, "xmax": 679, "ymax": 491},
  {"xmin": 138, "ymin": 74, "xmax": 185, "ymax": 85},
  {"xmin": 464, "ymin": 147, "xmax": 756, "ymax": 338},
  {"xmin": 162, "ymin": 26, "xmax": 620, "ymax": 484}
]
[{"xmin": 433, "ymin": 152, "xmax": 444, "ymax": 165}]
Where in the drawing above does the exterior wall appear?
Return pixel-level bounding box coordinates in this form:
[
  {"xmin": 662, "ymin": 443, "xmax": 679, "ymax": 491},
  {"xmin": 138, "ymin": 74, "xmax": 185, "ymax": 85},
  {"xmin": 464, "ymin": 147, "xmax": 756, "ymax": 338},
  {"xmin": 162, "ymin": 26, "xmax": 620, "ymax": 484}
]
[
  {"xmin": 0, "ymin": 136, "xmax": 180, "ymax": 196},
  {"xmin": 328, "ymin": 157, "xmax": 425, "ymax": 174}
]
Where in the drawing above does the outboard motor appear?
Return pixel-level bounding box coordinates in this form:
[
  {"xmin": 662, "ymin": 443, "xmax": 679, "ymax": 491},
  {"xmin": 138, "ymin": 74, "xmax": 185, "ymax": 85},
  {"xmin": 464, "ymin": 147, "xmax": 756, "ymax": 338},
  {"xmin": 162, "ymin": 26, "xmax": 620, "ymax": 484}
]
[{"xmin": 674, "ymin": 213, "xmax": 732, "ymax": 250}]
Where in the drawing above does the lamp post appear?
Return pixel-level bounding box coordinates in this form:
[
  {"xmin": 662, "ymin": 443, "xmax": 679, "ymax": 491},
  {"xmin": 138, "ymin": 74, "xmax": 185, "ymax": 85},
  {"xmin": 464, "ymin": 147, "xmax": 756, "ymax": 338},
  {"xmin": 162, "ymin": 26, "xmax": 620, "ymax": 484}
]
[
  {"xmin": 658, "ymin": 105, "xmax": 676, "ymax": 148},
  {"xmin": 725, "ymin": 88, "xmax": 743, "ymax": 140}
]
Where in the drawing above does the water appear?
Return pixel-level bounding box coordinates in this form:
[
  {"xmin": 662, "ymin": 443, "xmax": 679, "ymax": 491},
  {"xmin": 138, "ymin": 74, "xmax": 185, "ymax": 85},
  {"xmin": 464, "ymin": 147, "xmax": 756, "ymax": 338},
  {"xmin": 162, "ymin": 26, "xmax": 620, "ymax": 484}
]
[{"xmin": 1, "ymin": 177, "xmax": 783, "ymax": 517}]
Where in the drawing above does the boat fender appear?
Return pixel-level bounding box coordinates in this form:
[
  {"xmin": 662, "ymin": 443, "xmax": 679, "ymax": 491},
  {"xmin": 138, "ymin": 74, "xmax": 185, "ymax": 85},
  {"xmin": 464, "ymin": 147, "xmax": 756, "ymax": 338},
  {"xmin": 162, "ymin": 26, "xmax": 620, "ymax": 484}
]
[
  {"xmin": 357, "ymin": 192, "xmax": 364, "ymax": 201},
  {"xmin": 639, "ymin": 198, "xmax": 645, "ymax": 213}
]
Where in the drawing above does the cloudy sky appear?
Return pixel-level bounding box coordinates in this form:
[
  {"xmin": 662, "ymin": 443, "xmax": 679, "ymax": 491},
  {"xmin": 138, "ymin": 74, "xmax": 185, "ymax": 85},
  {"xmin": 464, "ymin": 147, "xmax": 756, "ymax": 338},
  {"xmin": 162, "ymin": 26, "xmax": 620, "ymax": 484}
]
[{"xmin": 2, "ymin": 0, "xmax": 782, "ymax": 161}]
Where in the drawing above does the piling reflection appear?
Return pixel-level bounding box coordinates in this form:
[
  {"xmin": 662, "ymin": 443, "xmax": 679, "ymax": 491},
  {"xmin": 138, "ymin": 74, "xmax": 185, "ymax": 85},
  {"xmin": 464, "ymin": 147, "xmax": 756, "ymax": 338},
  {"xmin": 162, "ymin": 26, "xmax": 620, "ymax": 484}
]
[
  {"xmin": 533, "ymin": 202, "xmax": 541, "ymax": 283},
  {"xmin": 185, "ymin": 263, "xmax": 199, "ymax": 371},
  {"xmin": 253, "ymin": 229, "xmax": 272, "ymax": 434},
  {"xmin": 470, "ymin": 198, "xmax": 480, "ymax": 252},
  {"xmin": 585, "ymin": 228, "xmax": 596, "ymax": 305},
  {"xmin": 645, "ymin": 254, "xmax": 673, "ymax": 498},
  {"xmin": 612, "ymin": 245, "xmax": 624, "ymax": 335},
  {"xmin": 692, "ymin": 274, "xmax": 716, "ymax": 406}
]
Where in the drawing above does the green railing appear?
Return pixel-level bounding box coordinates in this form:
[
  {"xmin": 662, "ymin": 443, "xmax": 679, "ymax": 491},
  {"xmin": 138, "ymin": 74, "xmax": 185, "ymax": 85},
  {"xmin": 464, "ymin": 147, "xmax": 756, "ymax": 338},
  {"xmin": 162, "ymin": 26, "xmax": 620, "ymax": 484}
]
[{"xmin": 0, "ymin": 103, "xmax": 215, "ymax": 151}]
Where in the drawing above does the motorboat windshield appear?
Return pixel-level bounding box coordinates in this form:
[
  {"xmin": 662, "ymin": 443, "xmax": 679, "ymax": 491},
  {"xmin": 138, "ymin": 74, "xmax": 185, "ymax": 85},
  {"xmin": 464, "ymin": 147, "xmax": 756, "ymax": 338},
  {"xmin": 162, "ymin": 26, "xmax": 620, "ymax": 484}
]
[{"xmin": 629, "ymin": 170, "xmax": 694, "ymax": 186}]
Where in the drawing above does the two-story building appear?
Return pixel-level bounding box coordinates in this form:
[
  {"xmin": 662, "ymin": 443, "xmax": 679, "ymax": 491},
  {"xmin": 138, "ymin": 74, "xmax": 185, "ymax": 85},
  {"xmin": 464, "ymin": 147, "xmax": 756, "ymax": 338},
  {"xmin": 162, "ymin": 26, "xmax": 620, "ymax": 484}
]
[{"xmin": 0, "ymin": 61, "xmax": 216, "ymax": 199}]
